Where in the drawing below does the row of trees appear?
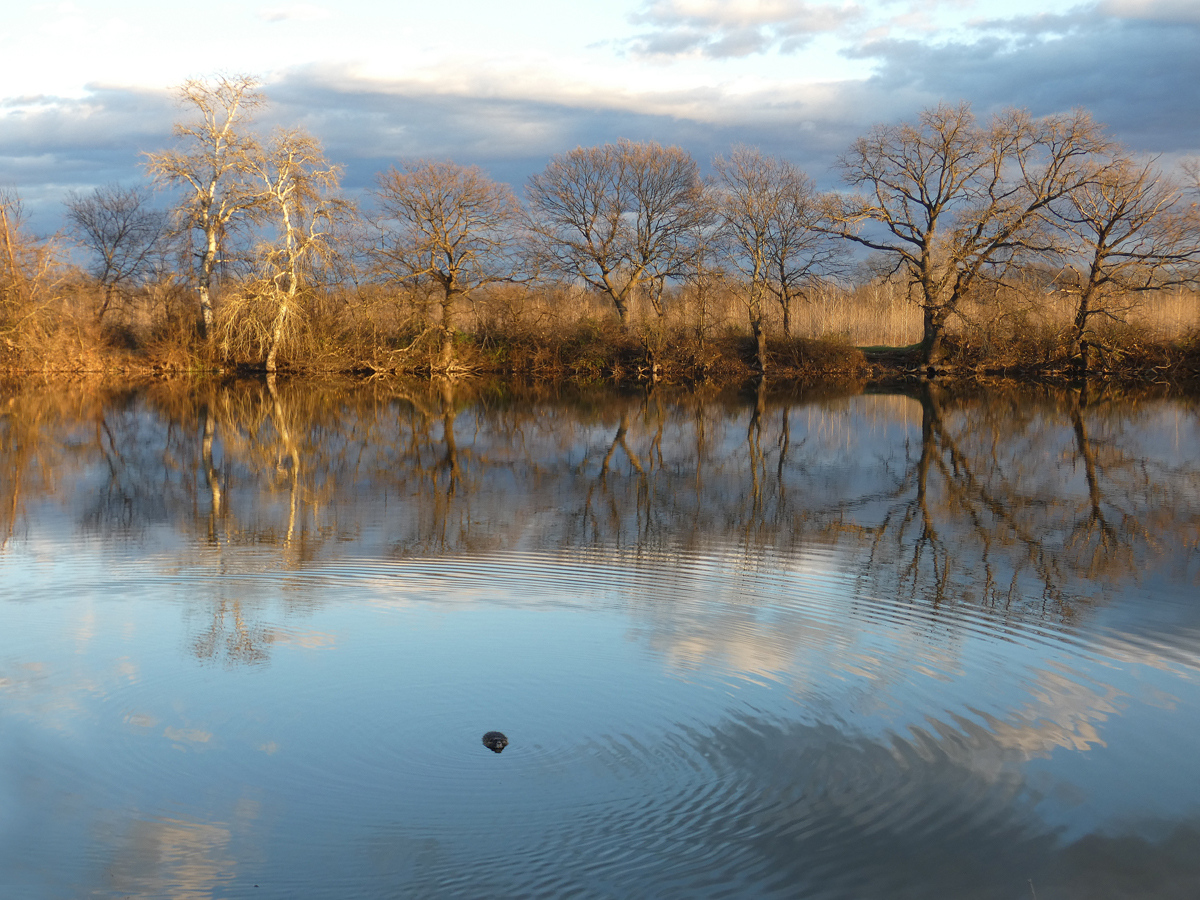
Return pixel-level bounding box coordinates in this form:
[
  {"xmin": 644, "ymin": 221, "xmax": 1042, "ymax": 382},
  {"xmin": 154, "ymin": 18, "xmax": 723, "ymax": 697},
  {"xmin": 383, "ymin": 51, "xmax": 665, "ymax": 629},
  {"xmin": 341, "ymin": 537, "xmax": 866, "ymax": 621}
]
[{"xmin": 31, "ymin": 76, "xmax": 1200, "ymax": 375}]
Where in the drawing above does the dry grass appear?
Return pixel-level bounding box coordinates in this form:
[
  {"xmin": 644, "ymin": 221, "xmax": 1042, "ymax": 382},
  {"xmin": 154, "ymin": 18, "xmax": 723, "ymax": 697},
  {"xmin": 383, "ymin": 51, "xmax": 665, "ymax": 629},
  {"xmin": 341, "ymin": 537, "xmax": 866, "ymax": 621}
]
[
  {"xmin": 461, "ymin": 279, "xmax": 921, "ymax": 352},
  {"xmin": 4, "ymin": 253, "xmax": 1197, "ymax": 381}
]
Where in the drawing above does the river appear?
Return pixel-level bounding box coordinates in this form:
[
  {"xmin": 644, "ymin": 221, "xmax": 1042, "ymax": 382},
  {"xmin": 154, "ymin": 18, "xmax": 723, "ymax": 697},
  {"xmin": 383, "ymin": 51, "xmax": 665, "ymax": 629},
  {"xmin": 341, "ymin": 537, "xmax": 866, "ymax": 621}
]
[{"xmin": 1, "ymin": 378, "xmax": 1198, "ymax": 899}]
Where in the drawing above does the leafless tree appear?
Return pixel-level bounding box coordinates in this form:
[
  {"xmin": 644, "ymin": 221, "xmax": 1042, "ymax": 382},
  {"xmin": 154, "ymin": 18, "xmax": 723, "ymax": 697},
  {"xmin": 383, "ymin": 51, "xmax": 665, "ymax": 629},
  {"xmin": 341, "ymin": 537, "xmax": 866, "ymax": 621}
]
[
  {"xmin": 678, "ymin": 209, "xmax": 725, "ymax": 358},
  {"xmin": 64, "ymin": 183, "xmax": 166, "ymax": 321},
  {"xmin": 832, "ymin": 103, "xmax": 1110, "ymax": 364},
  {"xmin": 1044, "ymin": 156, "xmax": 1200, "ymax": 368},
  {"xmin": 526, "ymin": 139, "xmax": 706, "ymax": 328},
  {"xmin": 0, "ymin": 190, "xmax": 61, "ymax": 360},
  {"xmin": 711, "ymin": 149, "xmax": 774, "ymax": 373},
  {"xmin": 247, "ymin": 128, "xmax": 353, "ymax": 373},
  {"xmin": 1183, "ymin": 157, "xmax": 1200, "ymax": 193},
  {"xmin": 373, "ymin": 160, "xmax": 521, "ymax": 369},
  {"xmin": 713, "ymin": 146, "xmax": 848, "ymax": 372},
  {"xmin": 0, "ymin": 191, "xmax": 31, "ymax": 313},
  {"xmin": 144, "ymin": 75, "xmax": 264, "ymax": 339}
]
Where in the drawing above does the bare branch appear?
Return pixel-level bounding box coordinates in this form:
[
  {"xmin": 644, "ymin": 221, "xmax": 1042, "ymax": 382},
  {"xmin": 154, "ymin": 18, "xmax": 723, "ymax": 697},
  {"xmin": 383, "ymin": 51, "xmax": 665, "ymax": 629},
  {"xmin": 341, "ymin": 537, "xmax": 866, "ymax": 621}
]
[{"xmin": 143, "ymin": 75, "xmax": 266, "ymax": 338}]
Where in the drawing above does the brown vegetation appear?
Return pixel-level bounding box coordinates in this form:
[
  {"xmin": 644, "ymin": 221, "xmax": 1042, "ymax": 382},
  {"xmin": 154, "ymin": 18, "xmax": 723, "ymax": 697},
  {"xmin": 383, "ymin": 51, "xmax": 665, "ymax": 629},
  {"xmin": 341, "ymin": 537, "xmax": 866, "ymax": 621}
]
[{"xmin": 2, "ymin": 82, "xmax": 1198, "ymax": 385}]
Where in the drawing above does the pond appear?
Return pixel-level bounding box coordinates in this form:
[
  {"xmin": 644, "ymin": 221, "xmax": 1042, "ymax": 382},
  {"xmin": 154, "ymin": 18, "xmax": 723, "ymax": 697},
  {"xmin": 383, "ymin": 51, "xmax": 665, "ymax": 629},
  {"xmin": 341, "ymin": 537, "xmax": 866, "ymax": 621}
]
[{"xmin": 1, "ymin": 378, "xmax": 1199, "ymax": 899}]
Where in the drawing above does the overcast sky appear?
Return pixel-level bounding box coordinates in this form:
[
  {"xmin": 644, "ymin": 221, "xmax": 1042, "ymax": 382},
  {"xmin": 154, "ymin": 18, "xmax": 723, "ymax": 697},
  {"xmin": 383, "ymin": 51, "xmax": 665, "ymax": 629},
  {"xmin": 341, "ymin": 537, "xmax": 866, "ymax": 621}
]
[{"xmin": 2, "ymin": 0, "xmax": 1198, "ymax": 229}]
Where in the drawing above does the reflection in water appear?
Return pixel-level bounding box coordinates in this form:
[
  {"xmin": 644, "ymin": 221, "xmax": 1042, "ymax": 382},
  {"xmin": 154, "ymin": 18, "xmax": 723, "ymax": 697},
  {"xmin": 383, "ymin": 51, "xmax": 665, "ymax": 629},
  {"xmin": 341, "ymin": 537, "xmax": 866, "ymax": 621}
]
[
  {"xmin": 103, "ymin": 816, "xmax": 234, "ymax": 900},
  {"xmin": 4, "ymin": 379, "xmax": 1195, "ymax": 599},
  {"xmin": 1, "ymin": 378, "xmax": 1199, "ymax": 898}
]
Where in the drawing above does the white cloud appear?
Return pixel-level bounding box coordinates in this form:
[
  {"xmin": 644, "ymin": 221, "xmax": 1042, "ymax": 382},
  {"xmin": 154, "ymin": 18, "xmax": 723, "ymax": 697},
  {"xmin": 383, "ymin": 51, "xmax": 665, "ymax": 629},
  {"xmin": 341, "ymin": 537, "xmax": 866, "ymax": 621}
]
[
  {"xmin": 629, "ymin": 0, "xmax": 864, "ymax": 57},
  {"xmin": 633, "ymin": 0, "xmax": 861, "ymax": 30},
  {"xmin": 259, "ymin": 4, "xmax": 332, "ymax": 22}
]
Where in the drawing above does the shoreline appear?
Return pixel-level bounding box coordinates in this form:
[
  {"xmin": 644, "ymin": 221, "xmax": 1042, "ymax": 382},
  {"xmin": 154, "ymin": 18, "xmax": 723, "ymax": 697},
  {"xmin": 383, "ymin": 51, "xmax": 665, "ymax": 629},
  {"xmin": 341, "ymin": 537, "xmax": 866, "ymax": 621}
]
[{"xmin": 4, "ymin": 348, "xmax": 1199, "ymax": 394}]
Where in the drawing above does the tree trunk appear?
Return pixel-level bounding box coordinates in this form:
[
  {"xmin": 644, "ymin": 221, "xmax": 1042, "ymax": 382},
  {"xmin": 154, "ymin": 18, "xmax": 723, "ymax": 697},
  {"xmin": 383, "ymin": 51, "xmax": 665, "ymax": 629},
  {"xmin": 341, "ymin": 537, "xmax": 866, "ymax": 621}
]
[
  {"xmin": 198, "ymin": 227, "xmax": 218, "ymax": 340},
  {"xmin": 920, "ymin": 306, "xmax": 947, "ymax": 365},
  {"xmin": 266, "ymin": 284, "xmax": 294, "ymax": 374},
  {"xmin": 751, "ymin": 318, "xmax": 768, "ymax": 374},
  {"xmin": 97, "ymin": 283, "xmax": 114, "ymax": 322},
  {"xmin": 439, "ymin": 285, "xmax": 455, "ymax": 369},
  {"xmin": 612, "ymin": 294, "xmax": 630, "ymax": 329},
  {"xmin": 748, "ymin": 288, "xmax": 768, "ymax": 374},
  {"xmin": 1068, "ymin": 288, "xmax": 1095, "ymax": 372}
]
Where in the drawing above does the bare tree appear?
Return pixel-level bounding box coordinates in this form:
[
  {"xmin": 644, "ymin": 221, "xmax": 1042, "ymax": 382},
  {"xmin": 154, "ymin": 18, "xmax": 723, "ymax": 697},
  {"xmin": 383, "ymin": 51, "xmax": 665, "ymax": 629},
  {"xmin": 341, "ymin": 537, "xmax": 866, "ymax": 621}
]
[
  {"xmin": 1, "ymin": 190, "xmax": 61, "ymax": 361},
  {"xmin": 249, "ymin": 128, "xmax": 353, "ymax": 374},
  {"xmin": 1045, "ymin": 156, "xmax": 1200, "ymax": 369},
  {"xmin": 373, "ymin": 160, "xmax": 521, "ymax": 369},
  {"xmin": 679, "ymin": 209, "xmax": 725, "ymax": 360},
  {"xmin": 711, "ymin": 149, "xmax": 775, "ymax": 373},
  {"xmin": 0, "ymin": 191, "xmax": 32, "ymax": 318},
  {"xmin": 1183, "ymin": 157, "xmax": 1200, "ymax": 193},
  {"xmin": 832, "ymin": 103, "xmax": 1110, "ymax": 364},
  {"xmin": 64, "ymin": 183, "xmax": 166, "ymax": 321},
  {"xmin": 145, "ymin": 75, "xmax": 264, "ymax": 339},
  {"xmin": 526, "ymin": 139, "xmax": 705, "ymax": 328},
  {"xmin": 713, "ymin": 147, "xmax": 848, "ymax": 373},
  {"xmin": 754, "ymin": 152, "xmax": 847, "ymax": 338}
]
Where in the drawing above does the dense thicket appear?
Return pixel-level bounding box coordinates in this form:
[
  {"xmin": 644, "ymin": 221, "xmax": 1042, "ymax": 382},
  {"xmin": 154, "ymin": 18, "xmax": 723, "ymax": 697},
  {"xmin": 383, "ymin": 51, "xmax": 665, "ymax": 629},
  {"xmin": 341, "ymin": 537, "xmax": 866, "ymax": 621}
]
[{"xmin": 3, "ymin": 77, "xmax": 1199, "ymax": 382}]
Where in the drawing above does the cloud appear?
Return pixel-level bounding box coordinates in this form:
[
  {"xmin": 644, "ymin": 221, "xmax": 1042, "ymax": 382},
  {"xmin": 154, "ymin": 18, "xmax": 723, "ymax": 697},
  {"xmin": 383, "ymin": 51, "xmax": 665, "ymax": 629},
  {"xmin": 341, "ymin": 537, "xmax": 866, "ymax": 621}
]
[
  {"xmin": 0, "ymin": 86, "xmax": 176, "ymax": 229},
  {"xmin": 259, "ymin": 4, "xmax": 331, "ymax": 23},
  {"xmin": 848, "ymin": 11, "xmax": 1200, "ymax": 153},
  {"xmin": 262, "ymin": 66, "xmax": 891, "ymax": 193},
  {"xmin": 1098, "ymin": 0, "xmax": 1200, "ymax": 24},
  {"xmin": 164, "ymin": 726, "xmax": 212, "ymax": 744},
  {"xmin": 628, "ymin": 0, "xmax": 863, "ymax": 58},
  {"xmin": 3, "ymin": 5, "xmax": 1199, "ymax": 236}
]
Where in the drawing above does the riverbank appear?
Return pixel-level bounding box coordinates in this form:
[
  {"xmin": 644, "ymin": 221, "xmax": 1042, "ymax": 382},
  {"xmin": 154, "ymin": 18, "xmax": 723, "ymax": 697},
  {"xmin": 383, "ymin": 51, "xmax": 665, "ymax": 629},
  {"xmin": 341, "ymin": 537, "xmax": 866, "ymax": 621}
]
[{"xmin": 4, "ymin": 327, "xmax": 1199, "ymax": 388}]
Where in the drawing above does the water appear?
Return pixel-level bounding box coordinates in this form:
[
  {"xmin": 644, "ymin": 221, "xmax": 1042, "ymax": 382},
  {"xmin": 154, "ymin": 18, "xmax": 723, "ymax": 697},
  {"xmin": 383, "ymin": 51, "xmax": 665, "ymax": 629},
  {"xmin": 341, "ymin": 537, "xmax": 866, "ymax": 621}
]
[{"xmin": 1, "ymin": 379, "xmax": 1198, "ymax": 899}]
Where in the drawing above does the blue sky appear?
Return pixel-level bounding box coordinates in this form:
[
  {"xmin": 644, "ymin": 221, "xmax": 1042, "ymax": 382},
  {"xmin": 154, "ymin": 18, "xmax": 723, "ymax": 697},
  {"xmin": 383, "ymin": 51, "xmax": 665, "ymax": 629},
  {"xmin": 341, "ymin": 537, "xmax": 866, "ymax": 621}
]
[{"xmin": 2, "ymin": 0, "xmax": 1198, "ymax": 228}]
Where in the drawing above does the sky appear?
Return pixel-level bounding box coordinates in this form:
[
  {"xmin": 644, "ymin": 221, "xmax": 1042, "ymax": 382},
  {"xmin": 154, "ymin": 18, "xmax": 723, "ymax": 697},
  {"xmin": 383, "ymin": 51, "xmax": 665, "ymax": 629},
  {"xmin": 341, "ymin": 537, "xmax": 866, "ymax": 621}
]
[{"xmin": 2, "ymin": 0, "xmax": 1198, "ymax": 230}]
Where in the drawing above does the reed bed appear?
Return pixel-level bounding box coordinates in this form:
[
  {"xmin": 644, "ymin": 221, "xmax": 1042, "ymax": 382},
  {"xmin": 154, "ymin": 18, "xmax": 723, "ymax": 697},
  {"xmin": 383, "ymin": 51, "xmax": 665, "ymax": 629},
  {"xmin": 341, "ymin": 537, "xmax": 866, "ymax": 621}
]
[{"xmin": 3, "ymin": 264, "xmax": 1197, "ymax": 381}]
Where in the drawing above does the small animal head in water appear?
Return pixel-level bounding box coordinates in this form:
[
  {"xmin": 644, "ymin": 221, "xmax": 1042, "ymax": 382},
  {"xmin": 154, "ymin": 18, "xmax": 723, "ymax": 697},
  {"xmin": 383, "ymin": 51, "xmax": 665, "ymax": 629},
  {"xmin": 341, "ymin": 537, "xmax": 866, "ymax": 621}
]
[{"xmin": 482, "ymin": 731, "xmax": 509, "ymax": 753}]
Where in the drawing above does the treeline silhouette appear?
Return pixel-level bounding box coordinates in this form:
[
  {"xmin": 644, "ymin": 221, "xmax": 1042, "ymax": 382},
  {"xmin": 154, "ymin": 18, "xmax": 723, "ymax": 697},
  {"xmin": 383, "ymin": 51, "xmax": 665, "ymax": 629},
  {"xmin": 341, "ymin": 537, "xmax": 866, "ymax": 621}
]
[{"xmin": 2, "ymin": 76, "xmax": 1199, "ymax": 381}]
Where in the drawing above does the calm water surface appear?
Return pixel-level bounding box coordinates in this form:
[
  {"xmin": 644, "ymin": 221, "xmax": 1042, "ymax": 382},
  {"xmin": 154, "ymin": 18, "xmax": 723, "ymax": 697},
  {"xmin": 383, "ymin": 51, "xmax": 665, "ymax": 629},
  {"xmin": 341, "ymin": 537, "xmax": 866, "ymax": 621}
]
[{"xmin": 1, "ymin": 379, "xmax": 1198, "ymax": 899}]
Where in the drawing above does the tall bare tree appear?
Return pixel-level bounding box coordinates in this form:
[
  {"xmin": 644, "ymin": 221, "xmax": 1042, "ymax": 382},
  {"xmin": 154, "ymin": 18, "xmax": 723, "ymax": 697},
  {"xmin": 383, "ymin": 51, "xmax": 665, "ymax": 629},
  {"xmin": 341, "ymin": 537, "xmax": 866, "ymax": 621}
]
[
  {"xmin": 832, "ymin": 103, "xmax": 1110, "ymax": 364},
  {"xmin": 711, "ymin": 149, "xmax": 775, "ymax": 373},
  {"xmin": 145, "ymin": 75, "xmax": 264, "ymax": 340},
  {"xmin": 713, "ymin": 147, "xmax": 848, "ymax": 372},
  {"xmin": 526, "ymin": 139, "xmax": 705, "ymax": 328},
  {"xmin": 0, "ymin": 190, "xmax": 60, "ymax": 361},
  {"xmin": 373, "ymin": 160, "xmax": 521, "ymax": 369},
  {"xmin": 1045, "ymin": 157, "xmax": 1200, "ymax": 369},
  {"xmin": 679, "ymin": 209, "xmax": 725, "ymax": 359},
  {"xmin": 64, "ymin": 183, "xmax": 166, "ymax": 321},
  {"xmin": 249, "ymin": 129, "xmax": 352, "ymax": 374}
]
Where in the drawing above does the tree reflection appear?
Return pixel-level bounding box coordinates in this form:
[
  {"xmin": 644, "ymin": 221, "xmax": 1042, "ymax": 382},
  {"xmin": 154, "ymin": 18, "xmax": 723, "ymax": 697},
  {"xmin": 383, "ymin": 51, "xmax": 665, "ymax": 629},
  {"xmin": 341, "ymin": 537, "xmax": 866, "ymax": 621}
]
[
  {"xmin": 193, "ymin": 598, "xmax": 270, "ymax": 666},
  {"xmin": 847, "ymin": 383, "xmax": 1200, "ymax": 621},
  {"xmin": 200, "ymin": 402, "xmax": 223, "ymax": 544},
  {"xmin": 1, "ymin": 378, "xmax": 1197, "ymax": 657},
  {"xmin": 862, "ymin": 383, "xmax": 1067, "ymax": 610}
]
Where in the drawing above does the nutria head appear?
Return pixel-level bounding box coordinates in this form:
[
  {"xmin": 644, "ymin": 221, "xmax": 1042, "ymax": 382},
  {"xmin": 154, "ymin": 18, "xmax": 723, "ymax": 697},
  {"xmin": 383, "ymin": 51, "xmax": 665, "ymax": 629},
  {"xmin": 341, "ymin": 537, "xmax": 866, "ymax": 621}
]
[{"xmin": 482, "ymin": 731, "xmax": 509, "ymax": 753}]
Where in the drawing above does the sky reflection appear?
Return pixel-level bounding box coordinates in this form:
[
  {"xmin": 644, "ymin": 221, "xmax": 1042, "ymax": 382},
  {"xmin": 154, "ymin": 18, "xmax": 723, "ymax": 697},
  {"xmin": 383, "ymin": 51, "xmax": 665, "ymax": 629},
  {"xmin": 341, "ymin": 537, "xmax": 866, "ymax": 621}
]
[{"xmin": 1, "ymin": 379, "xmax": 1199, "ymax": 898}]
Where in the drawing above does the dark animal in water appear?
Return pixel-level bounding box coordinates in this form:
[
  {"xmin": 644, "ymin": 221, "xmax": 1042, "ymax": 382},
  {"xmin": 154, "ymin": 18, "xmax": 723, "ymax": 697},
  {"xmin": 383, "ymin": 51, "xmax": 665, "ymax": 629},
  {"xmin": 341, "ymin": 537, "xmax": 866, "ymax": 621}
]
[{"xmin": 482, "ymin": 731, "xmax": 509, "ymax": 753}]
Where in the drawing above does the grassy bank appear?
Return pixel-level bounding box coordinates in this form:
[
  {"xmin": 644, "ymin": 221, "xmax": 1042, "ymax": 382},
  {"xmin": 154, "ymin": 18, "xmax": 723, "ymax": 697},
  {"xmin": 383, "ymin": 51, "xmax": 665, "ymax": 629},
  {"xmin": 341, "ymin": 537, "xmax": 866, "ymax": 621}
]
[{"xmin": 2, "ymin": 274, "xmax": 1198, "ymax": 385}]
